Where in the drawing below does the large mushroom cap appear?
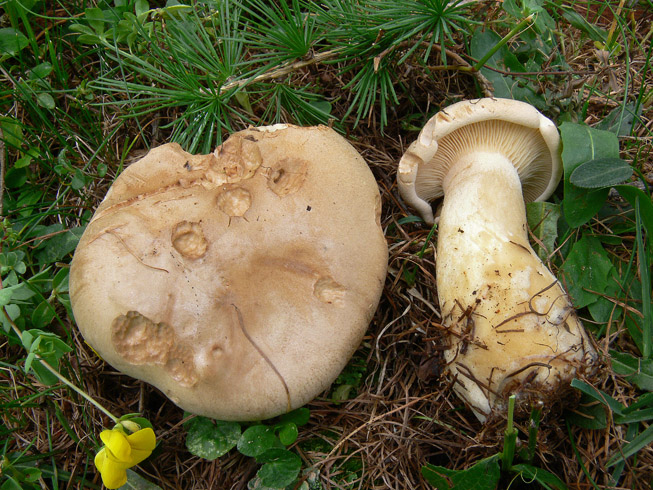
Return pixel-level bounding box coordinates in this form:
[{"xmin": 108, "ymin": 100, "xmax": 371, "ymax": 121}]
[
  {"xmin": 70, "ymin": 125, "xmax": 388, "ymax": 421},
  {"xmin": 397, "ymin": 97, "xmax": 562, "ymax": 223}
]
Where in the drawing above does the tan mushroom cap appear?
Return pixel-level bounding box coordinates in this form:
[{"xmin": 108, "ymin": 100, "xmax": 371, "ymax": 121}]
[
  {"xmin": 397, "ymin": 98, "xmax": 562, "ymax": 223},
  {"xmin": 70, "ymin": 124, "xmax": 388, "ymax": 421}
]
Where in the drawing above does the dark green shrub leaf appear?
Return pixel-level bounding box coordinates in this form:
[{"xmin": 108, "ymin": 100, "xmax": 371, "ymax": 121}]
[
  {"xmin": 255, "ymin": 448, "xmax": 302, "ymax": 488},
  {"xmin": 71, "ymin": 168, "xmax": 88, "ymax": 190},
  {"xmin": 526, "ymin": 201, "xmax": 561, "ymax": 261},
  {"xmin": 0, "ymin": 117, "xmax": 24, "ymax": 150},
  {"xmin": 22, "ymin": 329, "xmax": 73, "ymax": 385},
  {"xmin": 565, "ymin": 393, "xmax": 607, "ymax": 429},
  {"xmin": 0, "ymin": 288, "xmax": 13, "ymax": 307},
  {"xmin": 610, "ymin": 350, "xmax": 653, "ymax": 391},
  {"xmin": 14, "ymin": 155, "xmax": 32, "ymax": 169},
  {"xmin": 559, "ymin": 8, "xmax": 607, "ymax": 43},
  {"xmin": 560, "ymin": 235, "xmax": 615, "ymax": 308},
  {"xmin": 117, "ymin": 469, "xmax": 163, "ymax": 489},
  {"xmin": 29, "ymin": 62, "xmax": 53, "ymax": 80},
  {"xmin": 36, "ymin": 93, "xmax": 56, "ymax": 110},
  {"xmin": 422, "ymin": 454, "xmax": 500, "ymax": 489},
  {"xmin": 185, "ymin": 417, "xmax": 241, "ymax": 460},
  {"xmin": 560, "ymin": 122, "xmax": 618, "ymax": 227},
  {"xmin": 277, "ymin": 423, "xmax": 298, "ymax": 446},
  {"xmin": 34, "ymin": 226, "xmax": 84, "ymax": 264},
  {"xmin": 571, "ymin": 379, "xmax": 625, "ymax": 416},
  {"xmin": 53, "ymin": 268, "xmax": 70, "ymax": 294},
  {"xmin": 613, "ymin": 185, "xmax": 653, "ymax": 247},
  {"xmin": 512, "ymin": 464, "xmax": 568, "ymax": 490},
  {"xmin": 238, "ymin": 425, "xmax": 283, "ymax": 457},
  {"xmin": 569, "ymin": 158, "xmax": 632, "ymax": 188},
  {"xmin": 596, "ymin": 103, "xmax": 643, "ymax": 136},
  {"xmin": 470, "ymin": 28, "xmax": 511, "ymax": 98},
  {"xmin": 279, "ymin": 407, "xmax": 310, "ymax": 427},
  {"xmin": 2, "ymin": 477, "xmax": 27, "ymax": 490},
  {"xmin": 4, "ymin": 167, "xmax": 28, "ymax": 189},
  {"xmin": 607, "ymin": 424, "xmax": 653, "ymax": 467},
  {"xmin": 0, "ymin": 28, "xmax": 29, "ymax": 56},
  {"xmin": 31, "ymin": 301, "xmax": 56, "ymax": 329}
]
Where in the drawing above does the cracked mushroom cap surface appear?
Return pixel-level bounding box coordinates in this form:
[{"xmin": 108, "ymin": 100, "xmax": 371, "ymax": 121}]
[
  {"xmin": 397, "ymin": 97, "xmax": 562, "ymax": 223},
  {"xmin": 70, "ymin": 124, "xmax": 388, "ymax": 421}
]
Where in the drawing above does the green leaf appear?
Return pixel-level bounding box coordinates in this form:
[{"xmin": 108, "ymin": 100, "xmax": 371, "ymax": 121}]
[
  {"xmin": 560, "ymin": 122, "xmax": 619, "ymax": 227},
  {"xmin": 1, "ymin": 304, "xmax": 21, "ymax": 333},
  {"xmin": 85, "ymin": 8, "xmax": 106, "ymax": 35},
  {"xmin": 29, "ymin": 62, "xmax": 53, "ymax": 80},
  {"xmin": 610, "ymin": 350, "xmax": 653, "ymax": 391},
  {"xmin": 1, "ymin": 476, "xmax": 25, "ymax": 490},
  {"xmin": 623, "ymin": 393, "xmax": 653, "ymax": 413},
  {"xmin": 29, "ymin": 360, "xmax": 59, "ymax": 385},
  {"xmin": 421, "ymin": 454, "xmax": 501, "ymax": 490},
  {"xmin": 0, "ymin": 116, "xmax": 24, "ymax": 150},
  {"xmin": 569, "ymin": 158, "xmax": 633, "ymax": 189},
  {"xmin": 135, "ymin": 0, "xmax": 150, "ymax": 18},
  {"xmin": 255, "ymin": 448, "xmax": 302, "ymax": 488},
  {"xmin": 502, "ymin": 0, "xmax": 521, "ymax": 18},
  {"xmin": 22, "ymin": 467, "xmax": 41, "ymax": 483},
  {"xmin": 596, "ymin": 103, "xmax": 643, "ymax": 136},
  {"xmin": 24, "ymin": 351, "xmax": 36, "ymax": 375},
  {"xmin": 279, "ymin": 407, "xmax": 310, "ymax": 427},
  {"xmin": 571, "ymin": 379, "xmax": 625, "ymax": 416},
  {"xmin": 53, "ymin": 268, "xmax": 70, "ymax": 294},
  {"xmin": 512, "ymin": 464, "xmax": 568, "ymax": 490},
  {"xmin": 470, "ymin": 28, "xmax": 512, "ymax": 98},
  {"xmin": 607, "ymin": 424, "xmax": 653, "ymax": 467},
  {"xmin": 117, "ymin": 469, "xmax": 163, "ymax": 489},
  {"xmin": 277, "ymin": 423, "xmax": 298, "ymax": 446},
  {"xmin": 70, "ymin": 168, "xmax": 87, "ymax": 190},
  {"xmin": 238, "ymin": 425, "xmax": 284, "ymax": 458},
  {"xmin": 565, "ymin": 393, "xmax": 607, "ymax": 429},
  {"xmin": 560, "ymin": 235, "xmax": 615, "ymax": 308},
  {"xmin": 0, "ymin": 28, "xmax": 29, "ymax": 56},
  {"xmin": 614, "ymin": 408, "xmax": 653, "ymax": 425},
  {"xmin": 587, "ymin": 274, "xmax": 621, "ymax": 324},
  {"xmin": 34, "ymin": 226, "xmax": 85, "ymax": 264},
  {"xmin": 185, "ymin": 417, "xmax": 241, "ymax": 460},
  {"xmin": 31, "ymin": 301, "xmax": 56, "ymax": 329},
  {"xmin": 36, "ymin": 93, "xmax": 56, "ymax": 110},
  {"xmin": 559, "ymin": 7, "xmax": 607, "ymax": 43},
  {"xmin": 526, "ymin": 201, "xmax": 561, "ymax": 261},
  {"xmin": 613, "ymin": 185, "xmax": 653, "ymax": 248},
  {"xmin": 0, "ymin": 288, "xmax": 13, "ymax": 307},
  {"xmin": 14, "ymin": 155, "xmax": 32, "ymax": 169}
]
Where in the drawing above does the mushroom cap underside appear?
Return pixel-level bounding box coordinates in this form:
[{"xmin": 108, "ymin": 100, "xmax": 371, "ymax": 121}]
[
  {"xmin": 70, "ymin": 125, "xmax": 388, "ymax": 421},
  {"xmin": 397, "ymin": 98, "xmax": 562, "ymax": 222}
]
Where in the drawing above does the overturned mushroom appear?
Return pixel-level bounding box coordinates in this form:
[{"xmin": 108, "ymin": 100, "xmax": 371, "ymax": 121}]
[
  {"xmin": 397, "ymin": 98, "xmax": 597, "ymax": 421},
  {"xmin": 70, "ymin": 124, "xmax": 388, "ymax": 421}
]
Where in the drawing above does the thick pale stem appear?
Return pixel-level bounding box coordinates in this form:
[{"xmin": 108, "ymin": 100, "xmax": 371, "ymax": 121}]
[
  {"xmin": 438, "ymin": 152, "xmax": 532, "ymax": 300},
  {"xmin": 436, "ymin": 153, "xmax": 596, "ymax": 421}
]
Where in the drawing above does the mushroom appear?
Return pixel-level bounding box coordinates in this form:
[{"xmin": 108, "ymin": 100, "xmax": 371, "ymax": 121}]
[
  {"xmin": 70, "ymin": 124, "xmax": 388, "ymax": 421},
  {"xmin": 397, "ymin": 98, "xmax": 597, "ymax": 421}
]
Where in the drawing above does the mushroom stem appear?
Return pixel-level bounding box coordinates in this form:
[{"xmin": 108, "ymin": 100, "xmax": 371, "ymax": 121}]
[
  {"xmin": 436, "ymin": 153, "xmax": 595, "ymax": 421},
  {"xmin": 441, "ymin": 152, "xmax": 528, "ymax": 243}
]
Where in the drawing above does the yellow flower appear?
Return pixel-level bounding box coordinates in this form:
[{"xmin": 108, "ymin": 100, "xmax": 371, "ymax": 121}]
[{"xmin": 94, "ymin": 427, "xmax": 156, "ymax": 489}]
